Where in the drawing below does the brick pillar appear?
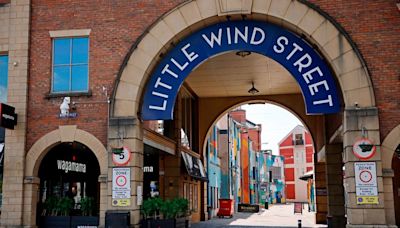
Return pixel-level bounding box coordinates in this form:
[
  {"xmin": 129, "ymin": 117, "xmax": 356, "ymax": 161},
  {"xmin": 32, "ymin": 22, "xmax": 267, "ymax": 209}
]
[
  {"xmin": 325, "ymin": 144, "xmax": 346, "ymax": 227},
  {"xmin": 0, "ymin": 0, "xmax": 30, "ymax": 226},
  {"xmin": 343, "ymin": 107, "xmax": 393, "ymax": 227},
  {"xmin": 315, "ymin": 162, "xmax": 328, "ymax": 224}
]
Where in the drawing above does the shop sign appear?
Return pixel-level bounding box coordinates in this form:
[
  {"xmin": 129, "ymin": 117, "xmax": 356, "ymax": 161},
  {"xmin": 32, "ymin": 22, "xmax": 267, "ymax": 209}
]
[
  {"xmin": 294, "ymin": 202, "xmax": 303, "ymax": 214},
  {"xmin": 141, "ymin": 21, "xmax": 340, "ymax": 120},
  {"xmin": 238, "ymin": 204, "xmax": 259, "ymax": 213},
  {"xmin": 0, "ymin": 103, "xmax": 17, "ymax": 129},
  {"xmin": 57, "ymin": 160, "xmax": 86, "ymax": 173},
  {"xmin": 112, "ymin": 146, "xmax": 131, "ymax": 166},
  {"xmin": 355, "ymin": 162, "xmax": 378, "ymax": 204},
  {"xmin": 353, "ymin": 138, "xmax": 376, "ymax": 160},
  {"xmin": 112, "ymin": 199, "xmax": 131, "ymax": 207}
]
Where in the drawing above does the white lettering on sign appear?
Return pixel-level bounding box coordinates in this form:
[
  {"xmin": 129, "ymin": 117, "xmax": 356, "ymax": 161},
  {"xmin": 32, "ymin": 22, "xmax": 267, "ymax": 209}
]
[
  {"xmin": 202, "ymin": 26, "xmax": 266, "ymax": 48},
  {"xmin": 273, "ymin": 35, "xmax": 332, "ymax": 107},
  {"xmin": 148, "ymin": 43, "xmax": 199, "ymax": 111},
  {"xmin": 57, "ymin": 160, "xmax": 86, "ymax": 173},
  {"xmin": 143, "ymin": 166, "xmax": 153, "ymax": 173},
  {"xmin": 2, "ymin": 114, "xmax": 15, "ymax": 120}
]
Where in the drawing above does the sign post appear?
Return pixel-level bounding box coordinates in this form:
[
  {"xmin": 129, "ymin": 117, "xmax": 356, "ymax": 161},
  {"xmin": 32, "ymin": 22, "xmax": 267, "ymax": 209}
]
[
  {"xmin": 112, "ymin": 167, "xmax": 131, "ymax": 206},
  {"xmin": 354, "ymin": 162, "xmax": 378, "ymax": 204}
]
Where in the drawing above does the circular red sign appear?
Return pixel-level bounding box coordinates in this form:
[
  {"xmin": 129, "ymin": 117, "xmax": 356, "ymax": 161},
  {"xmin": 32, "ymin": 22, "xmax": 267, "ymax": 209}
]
[{"xmin": 353, "ymin": 138, "xmax": 376, "ymax": 160}]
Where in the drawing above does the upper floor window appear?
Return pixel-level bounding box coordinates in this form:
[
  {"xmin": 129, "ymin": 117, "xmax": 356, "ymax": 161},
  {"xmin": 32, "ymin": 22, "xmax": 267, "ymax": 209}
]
[
  {"xmin": 0, "ymin": 55, "xmax": 8, "ymax": 103},
  {"xmin": 52, "ymin": 37, "xmax": 89, "ymax": 93},
  {"xmin": 294, "ymin": 133, "xmax": 304, "ymax": 145}
]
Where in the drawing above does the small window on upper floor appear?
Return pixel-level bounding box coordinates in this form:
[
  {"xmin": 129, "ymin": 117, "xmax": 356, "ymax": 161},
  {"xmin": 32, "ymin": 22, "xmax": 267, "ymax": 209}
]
[
  {"xmin": 52, "ymin": 37, "xmax": 89, "ymax": 93},
  {"xmin": 294, "ymin": 133, "xmax": 304, "ymax": 145}
]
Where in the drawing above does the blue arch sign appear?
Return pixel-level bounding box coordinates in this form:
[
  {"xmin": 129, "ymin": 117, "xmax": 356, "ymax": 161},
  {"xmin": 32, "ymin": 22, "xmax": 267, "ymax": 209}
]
[{"xmin": 141, "ymin": 21, "xmax": 340, "ymax": 120}]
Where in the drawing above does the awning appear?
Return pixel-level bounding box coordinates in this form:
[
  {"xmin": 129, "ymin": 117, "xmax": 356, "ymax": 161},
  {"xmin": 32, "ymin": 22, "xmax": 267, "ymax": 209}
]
[
  {"xmin": 181, "ymin": 151, "xmax": 208, "ymax": 181},
  {"xmin": 299, "ymin": 170, "xmax": 313, "ymax": 181}
]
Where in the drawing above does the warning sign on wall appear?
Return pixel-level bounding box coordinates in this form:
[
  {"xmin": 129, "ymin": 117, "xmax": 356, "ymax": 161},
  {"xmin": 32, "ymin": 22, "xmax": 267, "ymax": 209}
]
[
  {"xmin": 354, "ymin": 162, "xmax": 378, "ymax": 204},
  {"xmin": 112, "ymin": 168, "xmax": 131, "ymax": 206}
]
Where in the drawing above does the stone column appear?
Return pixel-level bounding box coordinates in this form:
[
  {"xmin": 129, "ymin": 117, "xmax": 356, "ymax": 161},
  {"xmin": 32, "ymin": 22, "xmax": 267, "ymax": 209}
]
[
  {"xmin": 22, "ymin": 176, "xmax": 40, "ymax": 227},
  {"xmin": 343, "ymin": 107, "xmax": 394, "ymax": 227},
  {"xmin": 325, "ymin": 144, "xmax": 346, "ymax": 227},
  {"xmin": 108, "ymin": 117, "xmax": 142, "ymax": 227},
  {"xmin": 0, "ymin": 0, "xmax": 30, "ymax": 226}
]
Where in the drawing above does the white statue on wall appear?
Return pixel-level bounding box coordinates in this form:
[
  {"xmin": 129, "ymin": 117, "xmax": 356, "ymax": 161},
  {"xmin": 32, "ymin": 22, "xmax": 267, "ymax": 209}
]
[{"xmin": 60, "ymin": 97, "xmax": 70, "ymax": 117}]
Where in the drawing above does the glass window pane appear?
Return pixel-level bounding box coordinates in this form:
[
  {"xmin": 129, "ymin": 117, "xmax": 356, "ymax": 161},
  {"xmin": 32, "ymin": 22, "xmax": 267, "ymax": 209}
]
[
  {"xmin": 72, "ymin": 38, "xmax": 88, "ymax": 64},
  {"xmin": 71, "ymin": 65, "xmax": 88, "ymax": 91},
  {"xmin": 0, "ymin": 56, "xmax": 8, "ymax": 103},
  {"xmin": 54, "ymin": 39, "xmax": 71, "ymax": 65},
  {"xmin": 53, "ymin": 66, "xmax": 70, "ymax": 92}
]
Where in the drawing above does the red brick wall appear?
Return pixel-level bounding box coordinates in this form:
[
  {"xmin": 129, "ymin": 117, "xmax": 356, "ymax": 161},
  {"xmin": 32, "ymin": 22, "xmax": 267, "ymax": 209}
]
[
  {"xmin": 28, "ymin": 0, "xmax": 184, "ymax": 150},
  {"xmin": 28, "ymin": 1, "xmax": 400, "ymax": 150},
  {"xmin": 308, "ymin": 0, "xmax": 400, "ymax": 140}
]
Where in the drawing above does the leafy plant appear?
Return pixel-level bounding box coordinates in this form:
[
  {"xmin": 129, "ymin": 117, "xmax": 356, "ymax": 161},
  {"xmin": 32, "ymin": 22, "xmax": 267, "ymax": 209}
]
[
  {"xmin": 141, "ymin": 197, "xmax": 163, "ymax": 219},
  {"xmin": 174, "ymin": 198, "xmax": 189, "ymax": 218},
  {"xmin": 141, "ymin": 197, "xmax": 189, "ymax": 220},
  {"xmin": 42, "ymin": 196, "xmax": 59, "ymax": 216},
  {"xmin": 57, "ymin": 197, "xmax": 74, "ymax": 216},
  {"xmin": 80, "ymin": 197, "xmax": 95, "ymax": 216}
]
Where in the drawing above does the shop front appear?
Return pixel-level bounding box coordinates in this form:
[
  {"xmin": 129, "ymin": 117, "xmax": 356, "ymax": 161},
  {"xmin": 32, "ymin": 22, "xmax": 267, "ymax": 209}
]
[{"xmin": 37, "ymin": 142, "xmax": 100, "ymax": 227}]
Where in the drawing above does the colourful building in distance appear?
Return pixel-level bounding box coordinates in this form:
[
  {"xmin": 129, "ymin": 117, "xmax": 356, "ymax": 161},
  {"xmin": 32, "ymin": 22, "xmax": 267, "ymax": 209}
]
[{"xmin": 279, "ymin": 125, "xmax": 314, "ymax": 202}]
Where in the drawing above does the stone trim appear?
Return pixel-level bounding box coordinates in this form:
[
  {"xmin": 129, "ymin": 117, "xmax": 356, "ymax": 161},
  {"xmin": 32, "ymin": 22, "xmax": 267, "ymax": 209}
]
[
  {"xmin": 49, "ymin": 29, "xmax": 91, "ymax": 38},
  {"xmin": 25, "ymin": 125, "xmax": 108, "ymax": 176},
  {"xmin": 112, "ymin": 0, "xmax": 375, "ymax": 118},
  {"xmin": 381, "ymin": 124, "xmax": 400, "ymax": 169}
]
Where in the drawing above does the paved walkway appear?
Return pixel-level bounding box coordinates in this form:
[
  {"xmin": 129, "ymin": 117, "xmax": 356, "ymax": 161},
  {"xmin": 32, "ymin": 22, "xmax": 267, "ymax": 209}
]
[{"xmin": 192, "ymin": 203, "xmax": 327, "ymax": 228}]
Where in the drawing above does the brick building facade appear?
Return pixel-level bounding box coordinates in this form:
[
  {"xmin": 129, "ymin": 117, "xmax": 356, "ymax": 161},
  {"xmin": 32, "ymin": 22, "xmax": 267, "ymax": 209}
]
[{"xmin": 0, "ymin": 0, "xmax": 399, "ymax": 227}]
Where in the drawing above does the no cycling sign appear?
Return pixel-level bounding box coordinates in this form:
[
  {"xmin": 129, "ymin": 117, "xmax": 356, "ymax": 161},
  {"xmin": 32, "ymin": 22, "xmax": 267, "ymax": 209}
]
[{"xmin": 353, "ymin": 138, "xmax": 376, "ymax": 160}]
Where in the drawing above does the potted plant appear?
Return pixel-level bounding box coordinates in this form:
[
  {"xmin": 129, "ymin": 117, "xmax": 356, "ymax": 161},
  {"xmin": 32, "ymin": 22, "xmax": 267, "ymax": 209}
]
[
  {"xmin": 140, "ymin": 197, "xmax": 163, "ymax": 228},
  {"xmin": 40, "ymin": 196, "xmax": 73, "ymax": 227},
  {"xmin": 71, "ymin": 197, "xmax": 99, "ymax": 227},
  {"xmin": 141, "ymin": 197, "xmax": 190, "ymax": 228}
]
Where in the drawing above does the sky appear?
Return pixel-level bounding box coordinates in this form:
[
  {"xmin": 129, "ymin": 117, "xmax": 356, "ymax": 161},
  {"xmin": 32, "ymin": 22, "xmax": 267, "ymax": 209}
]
[{"xmin": 242, "ymin": 103, "xmax": 303, "ymax": 155}]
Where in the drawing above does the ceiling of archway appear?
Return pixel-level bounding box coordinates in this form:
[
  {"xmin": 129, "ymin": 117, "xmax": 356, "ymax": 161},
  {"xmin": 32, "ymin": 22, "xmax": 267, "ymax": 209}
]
[{"xmin": 186, "ymin": 52, "xmax": 301, "ymax": 97}]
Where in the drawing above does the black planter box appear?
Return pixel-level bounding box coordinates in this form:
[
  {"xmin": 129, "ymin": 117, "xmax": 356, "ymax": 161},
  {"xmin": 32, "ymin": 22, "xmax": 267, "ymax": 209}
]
[
  {"xmin": 40, "ymin": 216, "xmax": 71, "ymax": 228},
  {"xmin": 141, "ymin": 217, "xmax": 190, "ymax": 228},
  {"xmin": 71, "ymin": 216, "xmax": 99, "ymax": 227},
  {"xmin": 40, "ymin": 216, "xmax": 99, "ymax": 228}
]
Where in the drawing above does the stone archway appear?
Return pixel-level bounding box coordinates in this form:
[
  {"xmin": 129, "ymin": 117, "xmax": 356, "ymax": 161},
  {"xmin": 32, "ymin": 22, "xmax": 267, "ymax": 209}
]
[
  {"xmin": 381, "ymin": 125, "xmax": 400, "ymax": 225},
  {"xmin": 113, "ymin": 0, "xmax": 375, "ymax": 118},
  {"xmin": 23, "ymin": 125, "xmax": 108, "ymax": 227},
  {"xmin": 112, "ymin": 0, "xmax": 384, "ymax": 226}
]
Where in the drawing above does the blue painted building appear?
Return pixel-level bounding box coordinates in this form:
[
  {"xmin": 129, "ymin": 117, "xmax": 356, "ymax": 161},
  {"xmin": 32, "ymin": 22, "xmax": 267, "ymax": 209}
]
[{"xmin": 206, "ymin": 126, "xmax": 222, "ymax": 218}]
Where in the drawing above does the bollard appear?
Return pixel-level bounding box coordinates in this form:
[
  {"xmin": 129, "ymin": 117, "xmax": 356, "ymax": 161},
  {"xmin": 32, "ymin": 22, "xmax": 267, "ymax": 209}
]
[
  {"xmin": 265, "ymin": 201, "xmax": 269, "ymax": 210},
  {"xmin": 298, "ymin": 219, "xmax": 302, "ymax": 228},
  {"xmin": 327, "ymin": 215, "xmax": 333, "ymax": 228}
]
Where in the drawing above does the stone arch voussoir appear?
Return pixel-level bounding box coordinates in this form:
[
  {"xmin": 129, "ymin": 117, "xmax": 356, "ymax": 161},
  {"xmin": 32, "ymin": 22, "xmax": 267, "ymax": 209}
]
[
  {"xmin": 113, "ymin": 0, "xmax": 375, "ymax": 119},
  {"xmin": 382, "ymin": 124, "xmax": 400, "ymax": 169},
  {"xmin": 25, "ymin": 125, "xmax": 108, "ymax": 177}
]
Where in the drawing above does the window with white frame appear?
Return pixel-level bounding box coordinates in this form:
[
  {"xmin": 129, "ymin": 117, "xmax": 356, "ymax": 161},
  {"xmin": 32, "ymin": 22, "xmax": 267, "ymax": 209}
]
[{"xmin": 52, "ymin": 37, "xmax": 89, "ymax": 93}]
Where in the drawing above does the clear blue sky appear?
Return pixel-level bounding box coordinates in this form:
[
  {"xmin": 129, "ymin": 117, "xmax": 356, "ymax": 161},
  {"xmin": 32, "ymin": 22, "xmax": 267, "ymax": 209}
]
[{"xmin": 242, "ymin": 103, "xmax": 303, "ymax": 155}]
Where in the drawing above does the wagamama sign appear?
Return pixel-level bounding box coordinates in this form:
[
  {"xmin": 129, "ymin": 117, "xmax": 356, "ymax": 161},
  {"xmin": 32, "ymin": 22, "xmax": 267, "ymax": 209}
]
[{"xmin": 141, "ymin": 21, "xmax": 340, "ymax": 120}]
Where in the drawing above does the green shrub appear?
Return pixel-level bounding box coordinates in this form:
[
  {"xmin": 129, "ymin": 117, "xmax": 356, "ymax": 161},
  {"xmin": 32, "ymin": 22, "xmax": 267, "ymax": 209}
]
[{"xmin": 80, "ymin": 197, "xmax": 95, "ymax": 216}]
